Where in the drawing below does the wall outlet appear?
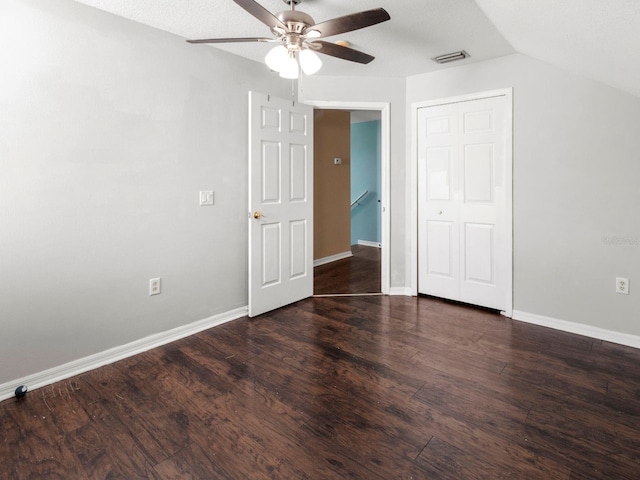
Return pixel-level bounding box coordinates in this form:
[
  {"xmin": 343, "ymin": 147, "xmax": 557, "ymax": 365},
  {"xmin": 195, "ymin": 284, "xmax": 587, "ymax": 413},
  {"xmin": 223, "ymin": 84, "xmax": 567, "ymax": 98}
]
[
  {"xmin": 199, "ymin": 191, "xmax": 214, "ymax": 206},
  {"xmin": 616, "ymin": 277, "xmax": 629, "ymax": 295},
  {"xmin": 149, "ymin": 278, "xmax": 161, "ymax": 296}
]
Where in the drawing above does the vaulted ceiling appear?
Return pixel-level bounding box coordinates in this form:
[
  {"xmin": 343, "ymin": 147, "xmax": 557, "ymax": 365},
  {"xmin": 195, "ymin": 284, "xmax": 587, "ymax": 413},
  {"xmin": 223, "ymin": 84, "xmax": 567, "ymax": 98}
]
[{"xmin": 72, "ymin": 0, "xmax": 640, "ymax": 98}]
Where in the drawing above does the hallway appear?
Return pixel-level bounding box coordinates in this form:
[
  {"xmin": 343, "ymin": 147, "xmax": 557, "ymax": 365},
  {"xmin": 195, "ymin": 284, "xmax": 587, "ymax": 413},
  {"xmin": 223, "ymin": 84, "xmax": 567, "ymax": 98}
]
[{"xmin": 314, "ymin": 245, "xmax": 381, "ymax": 295}]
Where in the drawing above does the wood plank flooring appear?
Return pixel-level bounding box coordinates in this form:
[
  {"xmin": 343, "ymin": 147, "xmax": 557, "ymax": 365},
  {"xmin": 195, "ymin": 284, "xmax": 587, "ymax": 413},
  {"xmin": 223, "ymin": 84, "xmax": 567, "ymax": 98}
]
[
  {"xmin": 314, "ymin": 245, "xmax": 381, "ymax": 295},
  {"xmin": 3, "ymin": 295, "xmax": 640, "ymax": 478}
]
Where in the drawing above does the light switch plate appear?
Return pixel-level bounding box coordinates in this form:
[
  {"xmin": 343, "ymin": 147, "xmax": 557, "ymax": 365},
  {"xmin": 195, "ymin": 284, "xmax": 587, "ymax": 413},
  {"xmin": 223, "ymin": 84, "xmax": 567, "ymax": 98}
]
[{"xmin": 199, "ymin": 191, "xmax": 214, "ymax": 206}]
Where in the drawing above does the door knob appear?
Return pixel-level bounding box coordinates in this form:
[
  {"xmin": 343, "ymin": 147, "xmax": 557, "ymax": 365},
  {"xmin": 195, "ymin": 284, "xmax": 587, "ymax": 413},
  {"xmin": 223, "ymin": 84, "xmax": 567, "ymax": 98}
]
[{"xmin": 253, "ymin": 211, "xmax": 263, "ymax": 219}]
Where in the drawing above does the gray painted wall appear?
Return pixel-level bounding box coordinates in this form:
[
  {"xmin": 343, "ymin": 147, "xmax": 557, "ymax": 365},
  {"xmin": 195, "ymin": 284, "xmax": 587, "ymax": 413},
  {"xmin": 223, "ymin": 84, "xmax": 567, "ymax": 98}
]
[
  {"xmin": 0, "ymin": 0, "xmax": 290, "ymax": 384},
  {"xmin": 407, "ymin": 54, "xmax": 640, "ymax": 336}
]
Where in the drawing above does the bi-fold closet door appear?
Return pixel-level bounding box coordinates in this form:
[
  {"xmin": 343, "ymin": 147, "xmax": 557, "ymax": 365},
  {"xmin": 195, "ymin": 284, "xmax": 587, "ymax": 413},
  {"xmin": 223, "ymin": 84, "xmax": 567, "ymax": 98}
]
[{"xmin": 417, "ymin": 94, "xmax": 509, "ymax": 311}]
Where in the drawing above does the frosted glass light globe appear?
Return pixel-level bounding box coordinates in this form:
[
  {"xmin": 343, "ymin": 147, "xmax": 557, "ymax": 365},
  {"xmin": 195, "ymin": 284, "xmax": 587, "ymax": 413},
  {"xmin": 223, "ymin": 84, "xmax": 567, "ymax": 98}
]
[
  {"xmin": 279, "ymin": 55, "xmax": 300, "ymax": 79},
  {"xmin": 299, "ymin": 49, "xmax": 322, "ymax": 75},
  {"xmin": 265, "ymin": 45, "xmax": 288, "ymax": 72}
]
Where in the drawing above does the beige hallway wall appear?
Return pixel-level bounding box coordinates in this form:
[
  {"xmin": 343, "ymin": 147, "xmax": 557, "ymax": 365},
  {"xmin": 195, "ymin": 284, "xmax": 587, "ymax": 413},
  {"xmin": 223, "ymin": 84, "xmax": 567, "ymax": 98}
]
[{"xmin": 313, "ymin": 110, "xmax": 351, "ymax": 260}]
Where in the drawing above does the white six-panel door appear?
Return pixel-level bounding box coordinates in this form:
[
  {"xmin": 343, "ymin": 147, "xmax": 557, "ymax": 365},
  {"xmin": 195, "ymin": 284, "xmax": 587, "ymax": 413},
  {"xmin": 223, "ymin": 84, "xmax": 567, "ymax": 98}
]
[
  {"xmin": 248, "ymin": 92, "xmax": 313, "ymax": 317},
  {"xmin": 418, "ymin": 95, "xmax": 509, "ymax": 311}
]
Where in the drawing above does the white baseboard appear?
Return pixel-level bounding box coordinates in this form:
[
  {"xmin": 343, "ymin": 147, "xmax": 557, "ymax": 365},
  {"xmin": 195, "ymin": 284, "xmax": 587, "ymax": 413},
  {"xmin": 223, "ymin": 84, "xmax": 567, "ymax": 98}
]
[
  {"xmin": 512, "ymin": 310, "xmax": 640, "ymax": 349},
  {"xmin": 10, "ymin": 303, "xmax": 637, "ymax": 403},
  {"xmin": 357, "ymin": 240, "xmax": 382, "ymax": 248},
  {"xmin": 0, "ymin": 306, "xmax": 248, "ymax": 402},
  {"xmin": 389, "ymin": 287, "xmax": 414, "ymax": 296},
  {"xmin": 313, "ymin": 251, "xmax": 353, "ymax": 267}
]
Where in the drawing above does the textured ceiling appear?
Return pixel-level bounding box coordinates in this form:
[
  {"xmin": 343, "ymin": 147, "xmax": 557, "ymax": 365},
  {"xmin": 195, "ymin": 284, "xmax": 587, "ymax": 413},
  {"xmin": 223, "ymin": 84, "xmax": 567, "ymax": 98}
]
[{"xmin": 71, "ymin": 0, "xmax": 640, "ymax": 97}]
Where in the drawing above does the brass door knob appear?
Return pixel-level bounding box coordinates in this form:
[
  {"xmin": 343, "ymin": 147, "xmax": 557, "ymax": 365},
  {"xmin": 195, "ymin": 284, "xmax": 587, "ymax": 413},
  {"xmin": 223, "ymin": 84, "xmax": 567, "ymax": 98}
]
[{"xmin": 253, "ymin": 211, "xmax": 262, "ymax": 219}]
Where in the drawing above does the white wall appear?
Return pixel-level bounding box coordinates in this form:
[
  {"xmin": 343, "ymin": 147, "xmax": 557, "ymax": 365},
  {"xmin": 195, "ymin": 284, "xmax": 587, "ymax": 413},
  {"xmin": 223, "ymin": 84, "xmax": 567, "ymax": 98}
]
[
  {"xmin": 0, "ymin": 0, "xmax": 290, "ymax": 385},
  {"xmin": 299, "ymin": 76, "xmax": 407, "ymax": 288},
  {"xmin": 407, "ymin": 53, "xmax": 640, "ymax": 336}
]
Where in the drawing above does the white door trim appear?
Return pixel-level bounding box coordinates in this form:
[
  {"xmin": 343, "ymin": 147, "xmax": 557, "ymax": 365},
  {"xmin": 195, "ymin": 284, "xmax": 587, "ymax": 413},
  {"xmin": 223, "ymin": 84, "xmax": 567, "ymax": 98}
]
[
  {"xmin": 303, "ymin": 100, "xmax": 391, "ymax": 295},
  {"xmin": 410, "ymin": 88, "xmax": 513, "ymax": 316}
]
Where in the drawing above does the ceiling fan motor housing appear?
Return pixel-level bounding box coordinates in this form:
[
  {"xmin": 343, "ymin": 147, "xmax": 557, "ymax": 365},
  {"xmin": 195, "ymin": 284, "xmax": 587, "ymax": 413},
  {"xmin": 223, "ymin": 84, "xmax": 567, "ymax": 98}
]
[
  {"xmin": 276, "ymin": 10, "xmax": 314, "ymax": 34},
  {"xmin": 274, "ymin": 10, "xmax": 315, "ymax": 51}
]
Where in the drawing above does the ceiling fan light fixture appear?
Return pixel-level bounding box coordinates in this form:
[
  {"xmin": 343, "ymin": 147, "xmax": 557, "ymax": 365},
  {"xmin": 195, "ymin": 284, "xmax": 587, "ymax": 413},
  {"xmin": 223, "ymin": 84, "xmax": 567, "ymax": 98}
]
[
  {"xmin": 279, "ymin": 53, "xmax": 300, "ymax": 79},
  {"xmin": 434, "ymin": 50, "xmax": 469, "ymax": 64},
  {"xmin": 188, "ymin": 1, "xmax": 391, "ymax": 80},
  {"xmin": 299, "ymin": 49, "xmax": 322, "ymax": 75},
  {"xmin": 265, "ymin": 45, "xmax": 288, "ymax": 72}
]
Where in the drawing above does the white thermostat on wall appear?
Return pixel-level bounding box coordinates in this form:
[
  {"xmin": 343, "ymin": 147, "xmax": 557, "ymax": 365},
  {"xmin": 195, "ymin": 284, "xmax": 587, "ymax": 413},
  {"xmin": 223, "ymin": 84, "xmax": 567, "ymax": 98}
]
[{"xmin": 334, "ymin": 158, "xmax": 342, "ymax": 165}]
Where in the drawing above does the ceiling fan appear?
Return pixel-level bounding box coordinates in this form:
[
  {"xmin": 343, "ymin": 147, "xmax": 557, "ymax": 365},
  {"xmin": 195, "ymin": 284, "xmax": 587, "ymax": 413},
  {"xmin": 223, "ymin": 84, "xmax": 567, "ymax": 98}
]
[{"xmin": 187, "ymin": 0, "xmax": 391, "ymax": 79}]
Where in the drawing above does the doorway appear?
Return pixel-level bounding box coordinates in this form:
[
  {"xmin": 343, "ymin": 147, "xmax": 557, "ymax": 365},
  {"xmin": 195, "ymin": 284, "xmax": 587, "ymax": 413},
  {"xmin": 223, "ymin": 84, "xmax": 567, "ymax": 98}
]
[
  {"xmin": 314, "ymin": 109, "xmax": 382, "ymax": 295},
  {"xmin": 305, "ymin": 101, "xmax": 390, "ymax": 296}
]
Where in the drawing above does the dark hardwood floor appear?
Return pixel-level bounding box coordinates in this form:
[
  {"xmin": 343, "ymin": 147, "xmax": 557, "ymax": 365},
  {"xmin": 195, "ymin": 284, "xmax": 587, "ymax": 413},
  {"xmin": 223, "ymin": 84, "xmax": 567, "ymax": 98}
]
[
  {"xmin": 314, "ymin": 244, "xmax": 381, "ymax": 295},
  {"xmin": 3, "ymin": 294, "xmax": 640, "ymax": 478}
]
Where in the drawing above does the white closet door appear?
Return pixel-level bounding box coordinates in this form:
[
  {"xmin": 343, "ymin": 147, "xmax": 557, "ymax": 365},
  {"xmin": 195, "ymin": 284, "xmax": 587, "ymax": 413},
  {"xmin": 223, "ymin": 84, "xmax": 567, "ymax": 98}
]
[
  {"xmin": 418, "ymin": 95, "xmax": 509, "ymax": 311},
  {"xmin": 418, "ymin": 103, "xmax": 460, "ymax": 301}
]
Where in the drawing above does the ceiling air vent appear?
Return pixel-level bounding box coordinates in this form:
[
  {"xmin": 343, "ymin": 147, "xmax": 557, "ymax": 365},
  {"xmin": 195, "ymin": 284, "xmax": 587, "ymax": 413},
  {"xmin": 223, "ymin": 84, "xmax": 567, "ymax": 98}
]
[{"xmin": 434, "ymin": 50, "xmax": 469, "ymax": 64}]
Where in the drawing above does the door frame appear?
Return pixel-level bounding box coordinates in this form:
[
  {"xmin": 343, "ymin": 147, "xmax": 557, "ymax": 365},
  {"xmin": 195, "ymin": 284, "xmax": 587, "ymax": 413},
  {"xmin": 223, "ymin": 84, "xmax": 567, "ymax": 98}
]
[
  {"xmin": 409, "ymin": 88, "xmax": 513, "ymax": 316},
  {"xmin": 303, "ymin": 100, "xmax": 390, "ymax": 295}
]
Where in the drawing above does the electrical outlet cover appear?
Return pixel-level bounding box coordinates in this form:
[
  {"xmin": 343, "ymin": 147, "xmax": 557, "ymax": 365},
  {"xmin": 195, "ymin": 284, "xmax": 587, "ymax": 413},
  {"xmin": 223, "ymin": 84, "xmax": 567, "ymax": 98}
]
[
  {"xmin": 616, "ymin": 277, "xmax": 629, "ymax": 295},
  {"xmin": 149, "ymin": 278, "xmax": 161, "ymax": 296}
]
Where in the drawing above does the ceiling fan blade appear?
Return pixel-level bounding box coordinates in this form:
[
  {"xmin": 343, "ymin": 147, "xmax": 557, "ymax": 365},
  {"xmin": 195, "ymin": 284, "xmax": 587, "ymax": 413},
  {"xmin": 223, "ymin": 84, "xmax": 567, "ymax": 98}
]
[
  {"xmin": 187, "ymin": 37, "xmax": 274, "ymax": 44},
  {"xmin": 306, "ymin": 8, "xmax": 390, "ymax": 38},
  {"xmin": 312, "ymin": 41, "xmax": 375, "ymax": 64},
  {"xmin": 233, "ymin": 0, "xmax": 286, "ymax": 31}
]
